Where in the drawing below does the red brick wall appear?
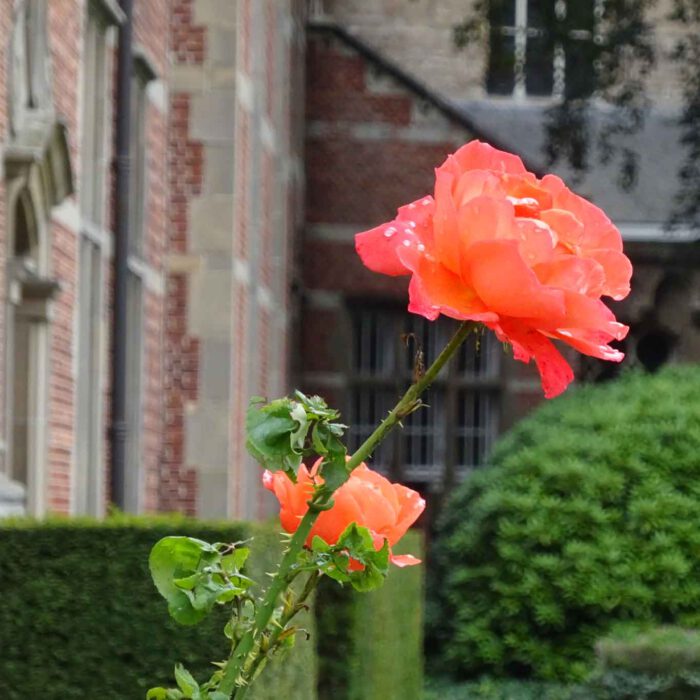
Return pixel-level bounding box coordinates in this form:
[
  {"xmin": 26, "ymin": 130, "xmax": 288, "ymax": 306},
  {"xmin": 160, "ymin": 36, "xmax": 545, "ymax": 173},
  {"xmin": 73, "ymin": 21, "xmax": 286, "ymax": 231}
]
[
  {"xmin": 170, "ymin": 0, "xmax": 205, "ymax": 65},
  {"xmin": 39, "ymin": 0, "xmax": 169, "ymax": 514},
  {"xmin": 302, "ymin": 31, "xmax": 466, "ymax": 368},
  {"xmin": 161, "ymin": 2, "xmax": 205, "ymax": 514}
]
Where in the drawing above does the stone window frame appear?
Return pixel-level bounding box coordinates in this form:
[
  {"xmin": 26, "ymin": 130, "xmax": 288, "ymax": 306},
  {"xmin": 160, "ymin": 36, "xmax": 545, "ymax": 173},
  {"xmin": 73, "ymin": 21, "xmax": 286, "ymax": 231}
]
[
  {"xmin": 4, "ymin": 122, "xmax": 73, "ymax": 516},
  {"xmin": 122, "ymin": 47, "xmax": 157, "ymax": 514},
  {"xmin": 345, "ymin": 304, "xmax": 503, "ymax": 493},
  {"xmin": 486, "ymin": 0, "xmax": 604, "ymax": 99},
  {"xmin": 9, "ymin": 0, "xmax": 53, "ymax": 138},
  {"xmin": 74, "ymin": 1, "xmax": 123, "ymax": 517}
]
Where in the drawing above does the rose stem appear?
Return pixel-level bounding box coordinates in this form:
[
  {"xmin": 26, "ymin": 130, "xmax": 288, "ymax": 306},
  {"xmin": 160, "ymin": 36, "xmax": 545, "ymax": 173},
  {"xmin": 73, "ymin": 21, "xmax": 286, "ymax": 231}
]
[
  {"xmin": 232, "ymin": 570, "xmax": 321, "ymax": 700},
  {"xmin": 218, "ymin": 320, "xmax": 476, "ymax": 697}
]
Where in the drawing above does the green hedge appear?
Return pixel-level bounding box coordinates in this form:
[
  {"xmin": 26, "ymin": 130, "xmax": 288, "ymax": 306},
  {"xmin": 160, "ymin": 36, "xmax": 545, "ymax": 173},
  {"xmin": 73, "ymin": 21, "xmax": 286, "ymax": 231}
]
[
  {"xmin": 317, "ymin": 530, "xmax": 424, "ymax": 700},
  {"xmin": 424, "ymin": 678, "xmax": 581, "ymax": 700},
  {"xmin": 0, "ymin": 516, "xmax": 314, "ymax": 700},
  {"xmin": 430, "ymin": 365, "xmax": 700, "ymax": 681},
  {"xmin": 589, "ymin": 626, "xmax": 700, "ymax": 699},
  {"xmin": 0, "ymin": 516, "xmax": 424, "ymax": 699}
]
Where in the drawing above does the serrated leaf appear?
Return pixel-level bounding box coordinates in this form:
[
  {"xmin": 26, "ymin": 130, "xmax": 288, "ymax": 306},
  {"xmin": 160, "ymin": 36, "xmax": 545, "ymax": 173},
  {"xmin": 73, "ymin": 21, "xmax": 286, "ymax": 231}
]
[
  {"xmin": 311, "ymin": 536, "xmax": 331, "ymax": 553},
  {"xmin": 320, "ymin": 454, "xmax": 350, "ymax": 492},
  {"xmin": 221, "ymin": 546, "xmax": 249, "ymax": 574},
  {"xmin": 246, "ymin": 397, "xmax": 310, "ymax": 478},
  {"xmin": 174, "ymin": 663, "xmax": 199, "ymax": 696},
  {"xmin": 337, "ymin": 523, "xmax": 375, "ymax": 554}
]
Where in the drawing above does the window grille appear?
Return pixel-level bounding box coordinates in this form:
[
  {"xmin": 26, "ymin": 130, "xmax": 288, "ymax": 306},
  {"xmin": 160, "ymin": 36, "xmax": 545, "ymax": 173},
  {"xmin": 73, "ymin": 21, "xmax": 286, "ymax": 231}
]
[
  {"xmin": 487, "ymin": 0, "xmax": 604, "ymax": 99},
  {"xmin": 347, "ymin": 308, "xmax": 501, "ymax": 488}
]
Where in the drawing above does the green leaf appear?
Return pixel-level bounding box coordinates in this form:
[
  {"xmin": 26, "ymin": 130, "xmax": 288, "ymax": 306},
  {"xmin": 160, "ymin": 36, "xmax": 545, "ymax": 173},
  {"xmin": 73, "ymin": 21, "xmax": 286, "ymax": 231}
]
[
  {"xmin": 149, "ymin": 537, "xmax": 212, "ymax": 625},
  {"xmin": 349, "ymin": 539, "xmax": 390, "ymax": 592},
  {"xmin": 221, "ymin": 547, "xmax": 249, "ymax": 574},
  {"xmin": 146, "ymin": 689, "xmax": 186, "ymax": 700},
  {"xmin": 320, "ymin": 454, "xmax": 350, "ymax": 492},
  {"xmin": 174, "ymin": 663, "xmax": 199, "ymax": 696},
  {"xmin": 173, "ymin": 573, "xmax": 200, "ymax": 591},
  {"xmin": 311, "ymin": 536, "xmax": 331, "ymax": 553},
  {"xmin": 146, "ymin": 688, "xmax": 168, "ymax": 700},
  {"xmin": 246, "ymin": 397, "xmax": 306, "ymax": 477},
  {"xmin": 337, "ymin": 523, "xmax": 375, "ymax": 554}
]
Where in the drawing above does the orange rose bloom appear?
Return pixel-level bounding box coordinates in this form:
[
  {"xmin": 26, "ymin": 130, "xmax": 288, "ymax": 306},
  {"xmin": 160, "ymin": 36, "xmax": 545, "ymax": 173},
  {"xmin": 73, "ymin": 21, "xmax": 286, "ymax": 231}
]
[
  {"xmin": 263, "ymin": 459, "xmax": 425, "ymax": 567},
  {"xmin": 355, "ymin": 140, "xmax": 632, "ymax": 398}
]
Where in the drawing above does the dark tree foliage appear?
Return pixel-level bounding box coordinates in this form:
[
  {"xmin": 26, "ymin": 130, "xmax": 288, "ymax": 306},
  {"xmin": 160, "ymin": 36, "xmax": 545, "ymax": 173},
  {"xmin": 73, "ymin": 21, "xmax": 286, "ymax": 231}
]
[{"xmin": 669, "ymin": 1, "xmax": 700, "ymax": 230}]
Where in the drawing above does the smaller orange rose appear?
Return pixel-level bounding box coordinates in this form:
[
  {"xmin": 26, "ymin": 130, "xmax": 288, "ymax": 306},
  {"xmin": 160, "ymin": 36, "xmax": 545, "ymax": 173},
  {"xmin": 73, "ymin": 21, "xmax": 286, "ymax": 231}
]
[{"xmin": 263, "ymin": 459, "xmax": 425, "ymax": 567}]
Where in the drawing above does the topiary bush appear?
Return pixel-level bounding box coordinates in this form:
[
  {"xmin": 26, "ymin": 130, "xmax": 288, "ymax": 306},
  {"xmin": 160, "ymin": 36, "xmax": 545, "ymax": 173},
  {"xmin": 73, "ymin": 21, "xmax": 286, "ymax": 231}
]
[{"xmin": 430, "ymin": 365, "xmax": 700, "ymax": 681}]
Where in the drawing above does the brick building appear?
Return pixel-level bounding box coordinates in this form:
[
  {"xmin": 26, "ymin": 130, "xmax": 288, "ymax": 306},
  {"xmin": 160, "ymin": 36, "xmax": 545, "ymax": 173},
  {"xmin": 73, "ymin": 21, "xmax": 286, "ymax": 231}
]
[
  {"xmin": 0, "ymin": 0, "xmax": 697, "ymax": 520},
  {"xmin": 0, "ymin": 0, "xmax": 169, "ymax": 518}
]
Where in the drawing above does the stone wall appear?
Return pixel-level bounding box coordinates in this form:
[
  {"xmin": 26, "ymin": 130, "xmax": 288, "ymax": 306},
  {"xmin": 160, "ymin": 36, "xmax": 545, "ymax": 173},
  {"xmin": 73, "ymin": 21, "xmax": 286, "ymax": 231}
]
[
  {"xmin": 164, "ymin": 0, "xmax": 305, "ymax": 519},
  {"xmin": 317, "ymin": 0, "xmax": 687, "ymax": 107}
]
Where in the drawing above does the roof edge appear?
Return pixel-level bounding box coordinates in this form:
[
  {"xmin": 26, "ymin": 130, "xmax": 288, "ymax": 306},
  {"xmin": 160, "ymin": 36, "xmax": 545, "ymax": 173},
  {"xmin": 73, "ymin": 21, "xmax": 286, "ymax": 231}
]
[{"xmin": 307, "ymin": 20, "xmax": 543, "ymax": 175}]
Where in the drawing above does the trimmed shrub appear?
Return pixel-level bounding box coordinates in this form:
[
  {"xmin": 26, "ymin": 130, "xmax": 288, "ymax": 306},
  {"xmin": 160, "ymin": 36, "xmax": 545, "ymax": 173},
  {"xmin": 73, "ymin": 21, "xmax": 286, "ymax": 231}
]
[
  {"xmin": 0, "ymin": 516, "xmax": 424, "ymax": 699},
  {"xmin": 0, "ymin": 515, "xmax": 315, "ymax": 700},
  {"xmin": 431, "ymin": 365, "xmax": 700, "ymax": 681},
  {"xmin": 424, "ymin": 678, "xmax": 581, "ymax": 700},
  {"xmin": 317, "ymin": 530, "xmax": 424, "ymax": 700}
]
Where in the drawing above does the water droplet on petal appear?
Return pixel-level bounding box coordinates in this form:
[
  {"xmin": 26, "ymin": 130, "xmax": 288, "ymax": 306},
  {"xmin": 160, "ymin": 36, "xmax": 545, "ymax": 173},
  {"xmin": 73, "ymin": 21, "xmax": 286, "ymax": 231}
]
[
  {"xmin": 384, "ymin": 226, "xmax": 397, "ymax": 239},
  {"xmin": 417, "ymin": 243, "xmax": 426, "ymax": 252},
  {"xmin": 402, "ymin": 239, "xmax": 411, "ymax": 247},
  {"xmin": 557, "ymin": 330, "xmax": 573, "ymax": 338},
  {"xmin": 422, "ymin": 198, "xmax": 431, "ymax": 206},
  {"xmin": 408, "ymin": 203, "xmax": 417, "ymax": 209},
  {"xmin": 407, "ymin": 220, "xmax": 416, "ymax": 228}
]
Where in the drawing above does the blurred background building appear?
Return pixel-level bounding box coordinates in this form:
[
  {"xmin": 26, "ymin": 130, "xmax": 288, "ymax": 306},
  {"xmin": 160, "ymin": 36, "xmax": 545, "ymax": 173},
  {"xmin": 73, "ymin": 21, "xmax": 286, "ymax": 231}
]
[{"xmin": 0, "ymin": 0, "xmax": 697, "ymax": 522}]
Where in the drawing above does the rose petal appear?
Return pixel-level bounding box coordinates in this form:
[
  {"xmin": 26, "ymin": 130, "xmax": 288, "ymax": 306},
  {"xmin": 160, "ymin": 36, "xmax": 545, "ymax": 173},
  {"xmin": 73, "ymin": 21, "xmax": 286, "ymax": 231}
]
[
  {"xmin": 587, "ymin": 248, "xmax": 633, "ymax": 300},
  {"xmin": 403, "ymin": 254, "xmax": 499, "ymax": 324},
  {"xmin": 464, "ymin": 240, "xmax": 566, "ymax": 323},
  {"xmin": 390, "ymin": 554, "xmax": 422, "ymax": 568},
  {"xmin": 450, "ymin": 140, "xmax": 528, "ymax": 175},
  {"xmin": 355, "ymin": 222, "xmax": 414, "ymax": 277},
  {"xmin": 534, "ymin": 256, "xmax": 606, "ymax": 296},
  {"xmin": 494, "ymin": 321, "xmax": 575, "ymax": 398}
]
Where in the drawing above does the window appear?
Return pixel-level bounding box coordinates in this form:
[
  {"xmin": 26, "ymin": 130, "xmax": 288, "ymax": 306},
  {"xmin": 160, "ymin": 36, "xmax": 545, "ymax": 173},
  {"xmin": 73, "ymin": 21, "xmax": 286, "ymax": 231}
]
[
  {"xmin": 10, "ymin": 0, "xmax": 52, "ymax": 133},
  {"xmin": 75, "ymin": 5, "xmax": 115, "ymax": 515},
  {"xmin": 128, "ymin": 71, "xmax": 148, "ymax": 255},
  {"xmin": 347, "ymin": 308, "xmax": 501, "ymax": 490},
  {"xmin": 123, "ymin": 50, "xmax": 156, "ymax": 512},
  {"xmin": 80, "ymin": 8, "xmax": 110, "ymax": 228},
  {"xmin": 487, "ymin": 0, "xmax": 602, "ymax": 98},
  {"xmin": 124, "ymin": 270, "xmax": 145, "ymax": 511},
  {"xmin": 75, "ymin": 238, "xmax": 104, "ymax": 514}
]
